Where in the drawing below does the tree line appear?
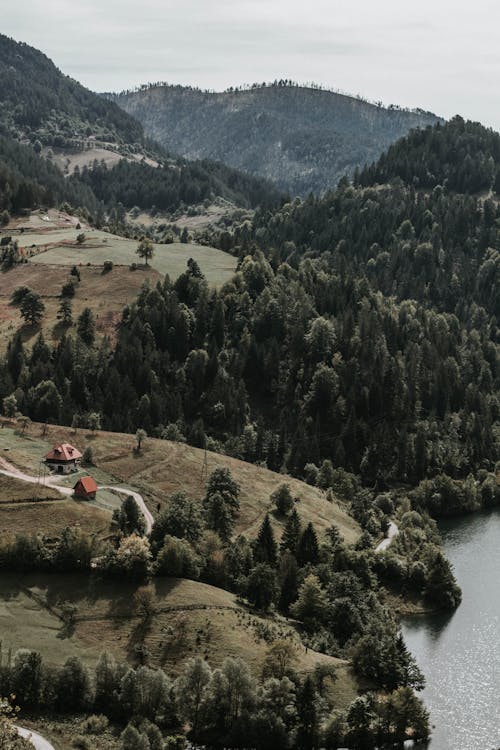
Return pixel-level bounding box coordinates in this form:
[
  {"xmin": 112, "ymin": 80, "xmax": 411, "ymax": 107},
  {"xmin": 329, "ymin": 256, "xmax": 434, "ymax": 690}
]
[{"xmin": 0, "ymin": 646, "xmax": 429, "ymax": 749}]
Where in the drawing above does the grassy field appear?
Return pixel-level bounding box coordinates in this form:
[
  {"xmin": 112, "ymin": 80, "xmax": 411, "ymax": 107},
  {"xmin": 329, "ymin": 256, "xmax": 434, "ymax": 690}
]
[
  {"xmin": 0, "ymin": 473, "xmax": 61, "ymax": 502},
  {"xmin": 9, "ymin": 225, "xmax": 236, "ymax": 286},
  {"xmin": 0, "ymin": 573, "xmax": 360, "ymax": 711},
  {"xmin": 0, "ymin": 472, "xmax": 114, "ymax": 537},
  {"xmin": 0, "ymin": 424, "xmax": 360, "ymax": 545},
  {"xmin": 0, "ymin": 262, "xmax": 161, "ymax": 351},
  {"xmin": 0, "ymin": 217, "xmax": 236, "ymax": 351}
]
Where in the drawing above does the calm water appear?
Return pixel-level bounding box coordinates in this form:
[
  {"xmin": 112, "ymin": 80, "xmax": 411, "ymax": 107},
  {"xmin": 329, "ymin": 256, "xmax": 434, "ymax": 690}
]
[{"xmin": 401, "ymin": 510, "xmax": 500, "ymax": 750}]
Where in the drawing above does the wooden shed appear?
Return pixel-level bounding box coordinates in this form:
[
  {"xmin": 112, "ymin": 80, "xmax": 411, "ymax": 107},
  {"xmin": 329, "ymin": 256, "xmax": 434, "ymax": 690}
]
[{"xmin": 73, "ymin": 475, "xmax": 98, "ymax": 500}]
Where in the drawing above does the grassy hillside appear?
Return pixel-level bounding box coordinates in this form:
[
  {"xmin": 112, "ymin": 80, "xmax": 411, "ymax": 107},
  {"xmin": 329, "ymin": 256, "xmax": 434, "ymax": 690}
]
[
  {"xmin": 0, "ymin": 212, "xmax": 237, "ymax": 352},
  {"xmin": 25, "ymin": 230, "xmax": 236, "ymax": 282},
  {"xmin": 112, "ymin": 82, "xmax": 441, "ymax": 195},
  {"xmin": 0, "ymin": 573, "xmax": 360, "ymax": 709},
  {"xmin": 0, "ymin": 424, "xmax": 360, "ymax": 544}
]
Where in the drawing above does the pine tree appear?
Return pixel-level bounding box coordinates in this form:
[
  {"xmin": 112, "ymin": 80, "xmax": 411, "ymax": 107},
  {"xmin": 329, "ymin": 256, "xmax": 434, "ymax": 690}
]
[
  {"xmin": 254, "ymin": 514, "xmax": 278, "ymax": 565},
  {"xmin": 295, "ymin": 676, "xmax": 319, "ymax": 750},
  {"xmin": 77, "ymin": 307, "xmax": 96, "ymax": 345},
  {"xmin": 57, "ymin": 298, "xmax": 73, "ymax": 326},
  {"xmin": 296, "ymin": 522, "xmax": 320, "ymax": 566},
  {"xmin": 280, "ymin": 508, "xmax": 301, "ymax": 555}
]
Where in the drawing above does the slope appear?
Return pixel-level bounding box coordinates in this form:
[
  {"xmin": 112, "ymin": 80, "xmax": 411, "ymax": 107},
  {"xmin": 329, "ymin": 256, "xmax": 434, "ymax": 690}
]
[
  {"xmin": 0, "ymin": 33, "xmax": 142, "ymax": 146},
  {"xmin": 0, "ymin": 424, "xmax": 360, "ymax": 545},
  {"xmin": 111, "ymin": 82, "xmax": 441, "ymax": 195}
]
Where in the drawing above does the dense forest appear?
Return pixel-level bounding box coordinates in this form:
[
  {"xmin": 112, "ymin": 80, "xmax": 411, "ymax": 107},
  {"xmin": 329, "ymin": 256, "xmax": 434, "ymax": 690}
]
[
  {"xmin": 358, "ymin": 116, "xmax": 500, "ymax": 194},
  {"xmin": 0, "ymin": 33, "xmax": 142, "ymax": 145},
  {"xmin": 0, "ymin": 134, "xmax": 99, "ymax": 215},
  {"xmin": 73, "ymin": 157, "xmax": 283, "ymax": 212},
  {"xmin": 111, "ymin": 82, "xmax": 440, "ymax": 195},
  {"xmin": 4, "ymin": 120, "xmax": 498, "ymax": 499},
  {"xmin": 0, "ymin": 131, "xmax": 282, "ymax": 218},
  {"xmin": 0, "ymin": 34, "xmax": 283, "ymax": 219}
]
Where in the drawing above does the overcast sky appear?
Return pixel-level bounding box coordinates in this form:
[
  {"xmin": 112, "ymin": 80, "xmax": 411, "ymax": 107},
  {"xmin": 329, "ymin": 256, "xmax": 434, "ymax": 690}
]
[{"xmin": 4, "ymin": 0, "xmax": 500, "ymax": 130}]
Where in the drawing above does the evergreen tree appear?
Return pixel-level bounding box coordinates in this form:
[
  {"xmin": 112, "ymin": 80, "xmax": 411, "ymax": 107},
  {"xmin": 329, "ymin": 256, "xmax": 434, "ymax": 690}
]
[
  {"xmin": 296, "ymin": 522, "xmax": 320, "ymax": 566},
  {"xmin": 254, "ymin": 514, "xmax": 278, "ymax": 565},
  {"xmin": 295, "ymin": 676, "xmax": 319, "ymax": 750},
  {"xmin": 77, "ymin": 307, "xmax": 96, "ymax": 345},
  {"xmin": 280, "ymin": 509, "xmax": 302, "ymax": 555}
]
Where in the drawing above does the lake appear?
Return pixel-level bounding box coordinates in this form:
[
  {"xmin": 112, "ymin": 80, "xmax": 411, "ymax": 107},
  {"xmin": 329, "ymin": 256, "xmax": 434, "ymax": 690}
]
[{"xmin": 401, "ymin": 510, "xmax": 500, "ymax": 750}]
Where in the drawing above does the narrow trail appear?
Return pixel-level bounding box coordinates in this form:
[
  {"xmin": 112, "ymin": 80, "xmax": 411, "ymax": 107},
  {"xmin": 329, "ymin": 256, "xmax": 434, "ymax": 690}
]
[
  {"xmin": 375, "ymin": 520, "xmax": 399, "ymax": 552},
  {"xmin": 0, "ymin": 457, "xmax": 153, "ymax": 534},
  {"xmin": 99, "ymin": 485, "xmax": 154, "ymax": 534},
  {"xmin": 15, "ymin": 726, "xmax": 55, "ymax": 750}
]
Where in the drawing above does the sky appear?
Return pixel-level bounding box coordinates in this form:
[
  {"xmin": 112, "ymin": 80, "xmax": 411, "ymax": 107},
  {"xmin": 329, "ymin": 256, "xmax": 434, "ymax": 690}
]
[{"xmin": 4, "ymin": 0, "xmax": 500, "ymax": 130}]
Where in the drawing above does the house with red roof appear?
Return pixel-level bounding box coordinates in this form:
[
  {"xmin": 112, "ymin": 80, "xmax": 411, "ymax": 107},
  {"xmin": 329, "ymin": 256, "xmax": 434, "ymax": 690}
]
[
  {"xmin": 44, "ymin": 443, "xmax": 82, "ymax": 474},
  {"xmin": 73, "ymin": 476, "xmax": 98, "ymax": 500}
]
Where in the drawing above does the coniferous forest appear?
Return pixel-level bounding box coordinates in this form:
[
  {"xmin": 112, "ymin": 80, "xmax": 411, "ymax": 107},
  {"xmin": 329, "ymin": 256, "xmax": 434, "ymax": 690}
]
[
  {"xmin": 0, "ymin": 28, "xmax": 500, "ymax": 749},
  {"xmin": 6, "ymin": 118, "xmax": 498, "ymax": 499}
]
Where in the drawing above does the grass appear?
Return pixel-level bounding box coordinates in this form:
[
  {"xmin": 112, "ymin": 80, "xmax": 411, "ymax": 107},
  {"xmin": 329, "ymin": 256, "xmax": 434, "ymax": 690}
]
[
  {"xmin": 0, "ymin": 498, "xmax": 112, "ymax": 538},
  {"xmin": 0, "ymin": 573, "xmax": 361, "ymax": 711},
  {"xmin": 0, "ymin": 424, "xmax": 360, "ymax": 544},
  {"xmin": 0, "ymin": 217, "xmax": 236, "ymax": 351},
  {"xmin": 0, "ymin": 263, "xmax": 161, "ymax": 352},
  {"xmin": 0, "ymin": 471, "xmax": 113, "ymax": 537},
  {"xmin": 12, "ymin": 226, "xmax": 236, "ymax": 286},
  {"xmin": 0, "ymin": 473, "xmax": 61, "ymax": 502},
  {"xmin": 0, "ymin": 427, "xmax": 363, "ymax": 723}
]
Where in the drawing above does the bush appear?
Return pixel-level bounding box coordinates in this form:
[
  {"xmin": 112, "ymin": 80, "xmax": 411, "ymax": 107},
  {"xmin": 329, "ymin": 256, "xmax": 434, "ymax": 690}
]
[
  {"xmin": 72, "ymin": 736, "xmax": 91, "ymax": 750},
  {"xmin": 81, "ymin": 714, "xmax": 109, "ymax": 734},
  {"xmin": 271, "ymin": 484, "xmax": 294, "ymax": 516},
  {"xmin": 82, "ymin": 446, "xmax": 93, "ymax": 465}
]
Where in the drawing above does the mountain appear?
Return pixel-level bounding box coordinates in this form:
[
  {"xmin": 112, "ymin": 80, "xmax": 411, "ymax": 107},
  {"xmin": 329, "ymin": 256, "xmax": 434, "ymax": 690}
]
[
  {"xmin": 0, "ymin": 33, "xmax": 142, "ymax": 146},
  {"xmin": 0, "ymin": 35, "xmax": 283, "ymax": 218},
  {"xmin": 110, "ymin": 81, "xmax": 441, "ymax": 195}
]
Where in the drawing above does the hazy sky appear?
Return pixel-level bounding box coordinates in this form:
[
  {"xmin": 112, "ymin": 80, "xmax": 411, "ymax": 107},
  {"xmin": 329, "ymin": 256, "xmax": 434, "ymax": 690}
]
[{"xmin": 4, "ymin": 0, "xmax": 500, "ymax": 129}]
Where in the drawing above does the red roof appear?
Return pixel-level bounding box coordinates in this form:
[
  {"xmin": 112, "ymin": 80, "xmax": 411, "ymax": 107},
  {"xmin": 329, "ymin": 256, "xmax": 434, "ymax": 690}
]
[
  {"xmin": 45, "ymin": 443, "xmax": 82, "ymax": 462},
  {"xmin": 74, "ymin": 476, "xmax": 98, "ymax": 494}
]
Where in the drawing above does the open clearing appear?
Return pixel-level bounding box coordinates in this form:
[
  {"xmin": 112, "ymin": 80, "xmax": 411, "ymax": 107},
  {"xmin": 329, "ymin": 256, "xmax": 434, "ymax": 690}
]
[
  {"xmin": 0, "ymin": 471, "xmax": 114, "ymax": 537},
  {"xmin": 0, "ymin": 262, "xmax": 161, "ymax": 352},
  {"xmin": 5, "ymin": 224, "xmax": 236, "ymax": 286},
  {"xmin": 0, "ymin": 573, "xmax": 360, "ymax": 711},
  {"xmin": 0, "ymin": 212, "xmax": 236, "ymax": 351},
  {"xmin": 0, "ymin": 424, "xmax": 360, "ymax": 545}
]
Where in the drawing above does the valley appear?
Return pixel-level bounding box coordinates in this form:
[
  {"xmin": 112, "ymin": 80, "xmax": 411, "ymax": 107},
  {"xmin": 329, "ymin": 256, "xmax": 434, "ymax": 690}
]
[{"xmin": 0, "ymin": 25, "xmax": 498, "ymax": 750}]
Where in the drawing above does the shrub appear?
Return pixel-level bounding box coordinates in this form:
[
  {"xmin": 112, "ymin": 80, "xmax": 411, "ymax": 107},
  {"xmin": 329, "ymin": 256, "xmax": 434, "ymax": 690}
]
[
  {"xmin": 72, "ymin": 736, "xmax": 91, "ymax": 749},
  {"xmin": 271, "ymin": 484, "xmax": 294, "ymax": 516},
  {"xmin": 81, "ymin": 714, "xmax": 109, "ymax": 734},
  {"xmin": 82, "ymin": 446, "xmax": 93, "ymax": 465}
]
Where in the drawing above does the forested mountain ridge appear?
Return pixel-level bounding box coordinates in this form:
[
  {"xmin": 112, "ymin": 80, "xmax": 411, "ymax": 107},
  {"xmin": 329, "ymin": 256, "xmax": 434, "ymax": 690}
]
[
  {"xmin": 110, "ymin": 81, "xmax": 441, "ymax": 195},
  {"xmin": 358, "ymin": 115, "xmax": 500, "ymax": 193},
  {"xmin": 0, "ymin": 35, "xmax": 284, "ymax": 220},
  {"xmin": 0, "ymin": 33, "xmax": 143, "ymax": 146},
  {"xmin": 5, "ymin": 118, "xmax": 496, "ymax": 506}
]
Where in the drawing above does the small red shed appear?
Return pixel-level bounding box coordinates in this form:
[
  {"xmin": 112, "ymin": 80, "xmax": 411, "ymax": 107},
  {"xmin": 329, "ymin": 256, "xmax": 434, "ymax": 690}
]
[{"xmin": 73, "ymin": 476, "xmax": 98, "ymax": 500}]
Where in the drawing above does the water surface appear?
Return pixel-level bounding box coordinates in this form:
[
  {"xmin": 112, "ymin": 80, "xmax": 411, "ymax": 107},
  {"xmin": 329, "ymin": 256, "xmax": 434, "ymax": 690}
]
[{"xmin": 401, "ymin": 510, "xmax": 500, "ymax": 750}]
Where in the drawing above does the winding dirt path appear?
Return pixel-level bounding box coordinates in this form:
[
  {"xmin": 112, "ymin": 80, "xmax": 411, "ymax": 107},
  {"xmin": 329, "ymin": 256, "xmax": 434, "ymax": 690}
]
[
  {"xmin": 0, "ymin": 457, "xmax": 153, "ymax": 533},
  {"xmin": 375, "ymin": 520, "xmax": 399, "ymax": 552},
  {"xmin": 15, "ymin": 726, "xmax": 55, "ymax": 750},
  {"xmin": 99, "ymin": 485, "xmax": 154, "ymax": 534}
]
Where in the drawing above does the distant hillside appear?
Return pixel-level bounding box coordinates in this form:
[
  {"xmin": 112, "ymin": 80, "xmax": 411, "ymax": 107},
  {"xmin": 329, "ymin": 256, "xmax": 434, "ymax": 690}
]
[
  {"xmin": 0, "ymin": 36, "xmax": 283, "ymax": 218},
  {"xmin": 111, "ymin": 82, "xmax": 442, "ymax": 195},
  {"xmin": 358, "ymin": 114, "xmax": 500, "ymax": 193},
  {"xmin": 0, "ymin": 33, "xmax": 142, "ymax": 146}
]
